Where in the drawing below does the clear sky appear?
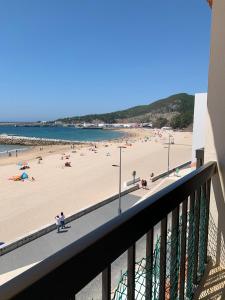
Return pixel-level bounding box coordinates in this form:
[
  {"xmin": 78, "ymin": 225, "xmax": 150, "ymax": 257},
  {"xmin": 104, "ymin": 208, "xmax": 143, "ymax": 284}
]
[{"xmin": 0, "ymin": 0, "xmax": 211, "ymax": 122}]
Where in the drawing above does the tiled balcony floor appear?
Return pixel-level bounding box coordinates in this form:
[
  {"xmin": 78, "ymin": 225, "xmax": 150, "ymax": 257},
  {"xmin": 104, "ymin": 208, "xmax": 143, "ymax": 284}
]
[{"xmin": 195, "ymin": 262, "xmax": 225, "ymax": 300}]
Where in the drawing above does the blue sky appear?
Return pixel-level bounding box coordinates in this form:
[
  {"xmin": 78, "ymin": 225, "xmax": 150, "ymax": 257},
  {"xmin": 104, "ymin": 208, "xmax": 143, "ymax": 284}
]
[{"xmin": 0, "ymin": 0, "xmax": 211, "ymax": 121}]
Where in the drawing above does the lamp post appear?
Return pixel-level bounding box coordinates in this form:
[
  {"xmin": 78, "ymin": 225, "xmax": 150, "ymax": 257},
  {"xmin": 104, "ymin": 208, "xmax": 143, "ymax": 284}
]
[
  {"xmin": 167, "ymin": 134, "xmax": 172, "ymax": 176},
  {"xmin": 112, "ymin": 146, "xmax": 126, "ymax": 215}
]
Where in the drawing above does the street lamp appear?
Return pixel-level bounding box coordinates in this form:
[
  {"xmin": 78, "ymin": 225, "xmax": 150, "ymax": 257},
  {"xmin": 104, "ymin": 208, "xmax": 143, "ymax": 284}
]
[
  {"xmin": 167, "ymin": 134, "xmax": 173, "ymax": 176},
  {"xmin": 112, "ymin": 146, "xmax": 126, "ymax": 215}
]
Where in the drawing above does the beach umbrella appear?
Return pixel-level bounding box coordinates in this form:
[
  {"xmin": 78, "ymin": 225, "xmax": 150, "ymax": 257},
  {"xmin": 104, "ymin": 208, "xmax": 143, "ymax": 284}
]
[{"xmin": 18, "ymin": 161, "xmax": 28, "ymax": 167}]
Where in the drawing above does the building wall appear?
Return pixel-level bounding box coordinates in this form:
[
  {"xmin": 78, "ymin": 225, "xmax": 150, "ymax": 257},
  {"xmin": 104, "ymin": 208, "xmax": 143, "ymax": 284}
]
[
  {"xmin": 192, "ymin": 93, "xmax": 207, "ymax": 161},
  {"xmin": 205, "ymin": 0, "xmax": 225, "ymax": 266}
]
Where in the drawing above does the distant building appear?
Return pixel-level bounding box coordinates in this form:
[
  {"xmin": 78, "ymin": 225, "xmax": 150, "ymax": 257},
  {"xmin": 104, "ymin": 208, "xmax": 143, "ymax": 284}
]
[
  {"xmin": 54, "ymin": 121, "xmax": 63, "ymax": 125},
  {"xmin": 161, "ymin": 126, "xmax": 172, "ymax": 131},
  {"xmin": 143, "ymin": 123, "xmax": 153, "ymax": 128}
]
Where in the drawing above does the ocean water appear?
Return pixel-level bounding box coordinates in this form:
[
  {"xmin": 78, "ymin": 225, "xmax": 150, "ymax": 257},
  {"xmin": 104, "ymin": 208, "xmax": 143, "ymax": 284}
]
[
  {"xmin": 0, "ymin": 126, "xmax": 124, "ymax": 142},
  {"xmin": 0, "ymin": 144, "xmax": 29, "ymax": 154}
]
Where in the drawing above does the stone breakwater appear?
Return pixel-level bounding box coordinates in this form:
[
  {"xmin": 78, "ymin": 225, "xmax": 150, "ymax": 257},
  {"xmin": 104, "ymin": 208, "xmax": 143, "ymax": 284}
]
[{"xmin": 0, "ymin": 135, "xmax": 85, "ymax": 146}]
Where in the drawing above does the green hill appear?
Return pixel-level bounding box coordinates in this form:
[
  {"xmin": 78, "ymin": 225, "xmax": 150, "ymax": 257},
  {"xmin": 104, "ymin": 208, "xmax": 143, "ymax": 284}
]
[{"xmin": 57, "ymin": 93, "xmax": 195, "ymax": 129}]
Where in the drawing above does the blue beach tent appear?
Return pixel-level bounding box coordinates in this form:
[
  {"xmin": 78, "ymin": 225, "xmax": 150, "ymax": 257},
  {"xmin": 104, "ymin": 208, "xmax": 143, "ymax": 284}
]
[{"xmin": 21, "ymin": 172, "xmax": 28, "ymax": 180}]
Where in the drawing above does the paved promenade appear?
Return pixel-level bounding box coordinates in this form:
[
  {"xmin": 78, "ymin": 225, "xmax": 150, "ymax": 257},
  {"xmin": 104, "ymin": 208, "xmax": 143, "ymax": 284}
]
[{"xmin": 0, "ymin": 188, "xmax": 147, "ymax": 285}]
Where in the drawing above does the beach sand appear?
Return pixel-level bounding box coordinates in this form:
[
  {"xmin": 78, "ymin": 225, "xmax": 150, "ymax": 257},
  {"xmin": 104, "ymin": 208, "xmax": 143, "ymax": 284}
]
[{"xmin": 0, "ymin": 129, "xmax": 192, "ymax": 243}]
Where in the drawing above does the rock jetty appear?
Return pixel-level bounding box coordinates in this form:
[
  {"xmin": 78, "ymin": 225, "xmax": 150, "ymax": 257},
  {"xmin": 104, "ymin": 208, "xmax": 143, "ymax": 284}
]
[{"xmin": 0, "ymin": 135, "xmax": 84, "ymax": 146}]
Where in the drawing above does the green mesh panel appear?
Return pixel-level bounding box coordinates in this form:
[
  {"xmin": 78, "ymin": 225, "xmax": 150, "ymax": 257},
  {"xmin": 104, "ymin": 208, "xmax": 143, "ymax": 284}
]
[{"xmin": 112, "ymin": 195, "xmax": 207, "ymax": 300}]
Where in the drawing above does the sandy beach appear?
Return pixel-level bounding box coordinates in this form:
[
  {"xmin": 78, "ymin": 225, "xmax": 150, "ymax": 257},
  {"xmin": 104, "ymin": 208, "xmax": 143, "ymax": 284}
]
[{"xmin": 0, "ymin": 129, "xmax": 192, "ymax": 243}]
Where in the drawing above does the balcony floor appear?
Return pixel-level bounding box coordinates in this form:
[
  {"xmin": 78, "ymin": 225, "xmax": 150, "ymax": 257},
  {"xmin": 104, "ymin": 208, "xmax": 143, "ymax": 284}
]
[{"xmin": 195, "ymin": 261, "xmax": 225, "ymax": 300}]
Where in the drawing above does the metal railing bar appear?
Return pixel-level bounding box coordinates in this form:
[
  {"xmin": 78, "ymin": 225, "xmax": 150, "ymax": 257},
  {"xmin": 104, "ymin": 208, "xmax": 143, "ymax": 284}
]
[
  {"xmin": 127, "ymin": 245, "xmax": 136, "ymax": 300},
  {"xmin": 146, "ymin": 228, "xmax": 153, "ymax": 300},
  {"xmin": 102, "ymin": 265, "xmax": 111, "ymax": 300},
  {"xmin": 186, "ymin": 192, "xmax": 195, "ymax": 299},
  {"xmin": 170, "ymin": 206, "xmax": 179, "ymax": 299},
  {"xmin": 204, "ymin": 178, "xmax": 211, "ymax": 264},
  {"xmin": 179, "ymin": 198, "xmax": 188, "ymax": 300},
  {"xmin": 193, "ymin": 188, "xmax": 201, "ymax": 285},
  {"xmin": 159, "ymin": 217, "xmax": 167, "ymax": 300}
]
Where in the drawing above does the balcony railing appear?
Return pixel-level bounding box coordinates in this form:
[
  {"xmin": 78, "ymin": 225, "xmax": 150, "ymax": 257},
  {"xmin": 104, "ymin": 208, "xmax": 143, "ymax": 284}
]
[{"xmin": 0, "ymin": 161, "xmax": 217, "ymax": 300}]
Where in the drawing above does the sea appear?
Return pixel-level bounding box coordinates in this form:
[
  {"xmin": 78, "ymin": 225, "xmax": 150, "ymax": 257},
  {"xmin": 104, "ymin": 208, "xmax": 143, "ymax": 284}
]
[{"xmin": 0, "ymin": 126, "xmax": 124, "ymax": 153}]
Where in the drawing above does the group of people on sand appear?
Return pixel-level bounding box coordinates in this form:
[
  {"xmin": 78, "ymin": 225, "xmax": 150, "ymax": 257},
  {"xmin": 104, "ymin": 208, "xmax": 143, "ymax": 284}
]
[
  {"xmin": 55, "ymin": 212, "xmax": 66, "ymax": 233},
  {"xmin": 60, "ymin": 154, "xmax": 72, "ymax": 167},
  {"xmin": 9, "ymin": 160, "xmax": 36, "ymax": 182}
]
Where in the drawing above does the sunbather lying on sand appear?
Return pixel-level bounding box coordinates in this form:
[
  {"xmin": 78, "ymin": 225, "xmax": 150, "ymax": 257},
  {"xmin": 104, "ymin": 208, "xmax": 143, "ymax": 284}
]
[
  {"xmin": 36, "ymin": 156, "xmax": 42, "ymax": 160},
  {"xmin": 20, "ymin": 166, "xmax": 30, "ymax": 170},
  {"xmin": 8, "ymin": 175, "xmax": 21, "ymax": 181}
]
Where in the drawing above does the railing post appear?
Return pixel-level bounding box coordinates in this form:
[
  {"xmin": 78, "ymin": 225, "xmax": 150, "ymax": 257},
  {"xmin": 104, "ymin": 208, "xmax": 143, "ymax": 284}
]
[
  {"xmin": 204, "ymin": 179, "xmax": 211, "ymax": 264},
  {"xmin": 159, "ymin": 217, "xmax": 167, "ymax": 300},
  {"xmin": 128, "ymin": 245, "xmax": 136, "ymax": 300},
  {"xmin": 179, "ymin": 198, "xmax": 188, "ymax": 300},
  {"xmin": 102, "ymin": 265, "xmax": 111, "ymax": 300},
  {"xmin": 196, "ymin": 148, "xmax": 204, "ymax": 168},
  {"xmin": 170, "ymin": 206, "xmax": 179, "ymax": 300},
  {"xmin": 193, "ymin": 189, "xmax": 201, "ymax": 285},
  {"xmin": 186, "ymin": 192, "xmax": 195, "ymax": 299},
  {"xmin": 198, "ymin": 184, "xmax": 207, "ymax": 277},
  {"xmin": 146, "ymin": 229, "xmax": 153, "ymax": 300}
]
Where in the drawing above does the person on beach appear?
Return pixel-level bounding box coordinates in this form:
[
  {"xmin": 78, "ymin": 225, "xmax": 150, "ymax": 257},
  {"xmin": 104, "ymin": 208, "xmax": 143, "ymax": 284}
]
[
  {"xmin": 55, "ymin": 215, "xmax": 61, "ymax": 233},
  {"xmin": 144, "ymin": 180, "xmax": 147, "ymax": 189},
  {"xmin": 141, "ymin": 179, "xmax": 147, "ymax": 189},
  {"xmin": 60, "ymin": 212, "xmax": 65, "ymax": 229}
]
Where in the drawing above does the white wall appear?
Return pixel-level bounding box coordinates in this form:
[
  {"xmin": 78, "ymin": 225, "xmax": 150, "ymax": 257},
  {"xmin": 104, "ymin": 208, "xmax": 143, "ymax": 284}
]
[
  {"xmin": 205, "ymin": 0, "xmax": 225, "ymax": 267},
  {"xmin": 192, "ymin": 93, "xmax": 208, "ymax": 161}
]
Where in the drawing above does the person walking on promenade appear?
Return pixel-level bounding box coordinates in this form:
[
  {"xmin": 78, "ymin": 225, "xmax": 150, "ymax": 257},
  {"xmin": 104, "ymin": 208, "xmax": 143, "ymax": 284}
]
[
  {"xmin": 60, "ymin": 212, "xmax": 65, "ymax": 229},
  {"xmin": 55, "ymin": 215, "xmax": 61, "ymax": 233}
]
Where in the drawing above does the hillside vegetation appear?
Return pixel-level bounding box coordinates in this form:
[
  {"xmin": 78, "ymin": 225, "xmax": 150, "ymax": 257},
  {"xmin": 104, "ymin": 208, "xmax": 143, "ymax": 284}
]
[{"xmin": 58, "ymin": 93, "xmax": 195, "ymax": 129}]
